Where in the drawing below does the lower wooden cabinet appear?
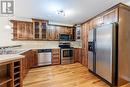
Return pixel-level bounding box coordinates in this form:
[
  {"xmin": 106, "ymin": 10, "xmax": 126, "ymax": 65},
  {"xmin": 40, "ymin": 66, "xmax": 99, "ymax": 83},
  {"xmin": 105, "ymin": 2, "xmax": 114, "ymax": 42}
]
[
  {"xmin": 0, "ymin": 58, "xmax": 23, "ymax": 87},
  {"xmin": 73, "ymin": 48, "xmax": 88, "ymax": 67},
  {"xmin": 73, "ymin": 48, "xmax": 82, "ymax": 63},
  {"xmin": 81, "ymin": 49, "xmax": 88, "ymax": 67},
  {"xmin": 52, "ymin": 49, "xmax": 60, "ymax": 65},
  {"xmin": 21, "ymin": 50, "xmax": 38, "ymax": 78}
]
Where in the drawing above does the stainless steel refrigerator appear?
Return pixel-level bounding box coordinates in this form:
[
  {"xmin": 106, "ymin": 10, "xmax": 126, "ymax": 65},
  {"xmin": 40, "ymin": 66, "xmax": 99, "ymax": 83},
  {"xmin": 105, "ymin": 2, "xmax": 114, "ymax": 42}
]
[{"xmin": 88, "ymin": 23, "xmax": 118, "ymax": 86}]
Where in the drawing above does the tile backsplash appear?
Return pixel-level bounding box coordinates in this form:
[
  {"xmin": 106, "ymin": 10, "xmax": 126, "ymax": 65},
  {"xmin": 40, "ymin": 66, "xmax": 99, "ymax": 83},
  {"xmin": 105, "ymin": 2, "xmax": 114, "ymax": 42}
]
[{"xmin": 10, "ymin": 41, "xmax": 82, "ymax": 49}]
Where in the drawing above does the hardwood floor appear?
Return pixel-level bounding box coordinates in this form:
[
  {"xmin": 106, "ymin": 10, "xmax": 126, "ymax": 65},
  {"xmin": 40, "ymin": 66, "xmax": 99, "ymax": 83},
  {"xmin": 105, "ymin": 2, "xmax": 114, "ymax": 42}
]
[{"xmin": 23, "ymin": 63, "xmax": 110, "ymax": 87}]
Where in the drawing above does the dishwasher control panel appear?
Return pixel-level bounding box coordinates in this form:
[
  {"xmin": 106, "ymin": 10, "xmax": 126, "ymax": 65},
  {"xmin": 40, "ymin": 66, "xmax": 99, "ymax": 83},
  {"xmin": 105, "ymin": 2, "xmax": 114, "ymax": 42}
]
[{"xmin": 38, "ymin": 49, "xmax": 52, "ymax": 53}]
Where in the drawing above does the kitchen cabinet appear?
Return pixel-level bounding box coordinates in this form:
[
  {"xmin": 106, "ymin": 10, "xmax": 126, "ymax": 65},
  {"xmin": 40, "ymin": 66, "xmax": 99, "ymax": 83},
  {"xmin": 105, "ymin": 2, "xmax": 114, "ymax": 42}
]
[
  {"xmin": 0, "ymin": 58, "xmax": 23, "ymax": 87},
  {"xmin": 46, "ymin": 25, "xmax": 56, "ymax": 40},
  {"xmin": 11, "ymin": 19, "xmax": 75, "ymax": 41},
  {"xmin": 0, "ymin": 62, "xmax": 13, "ymax": 87},
  {"xmin": 11, "ymin": 20, "xmax": 33, "ymax": 40},
  {"xmin": 103, "ymin": 8, "xmax": 118, "ymax": 24},
  {"xmin": 93, "ymin": 16, "xmax": 103, "ymax": 28},
  {"xmin": 54, "ymin": 26, "xmax": 60, "ymax": 40},
  {"xmin": 52, "ymin": 49, "xmax": 60, "ymax": 65},
  {"xmin": 81, "ymin": 22, "xmax": 89, "ymax": 67},
  {"xmin": 81, "ymin": 49, "xmax": 88, "ymax": 66},
  {"xmin": 89, "ymin": 8, "xmax": 118, "ymax": 30},
  {"xmin": 46, "ymin": 25, "xmax": 75, "ymax": 40},
  {"xmin": 21, "ymin": 50, "xmax": 38, "ymax": 78},
  {"xmin": 32, "ymin": 19, "xmax": 48, "ymax": 40},
  {"xmin": 73, "ymin": 48, "xmax": 82, "ymax": 63}
]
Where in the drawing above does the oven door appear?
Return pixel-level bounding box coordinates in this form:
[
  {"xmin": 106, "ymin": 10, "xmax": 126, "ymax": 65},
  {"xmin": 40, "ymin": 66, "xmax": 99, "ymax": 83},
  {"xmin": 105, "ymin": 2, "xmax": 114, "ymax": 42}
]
[{"xmin": 61, "ymin": 49, "xmax": 73, "ymax": 64}]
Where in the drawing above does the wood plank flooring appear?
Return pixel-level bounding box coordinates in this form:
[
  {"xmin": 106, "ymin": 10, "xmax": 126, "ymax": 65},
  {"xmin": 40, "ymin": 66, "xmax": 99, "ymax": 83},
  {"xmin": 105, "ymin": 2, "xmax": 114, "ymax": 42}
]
[{"xmin": 23, "ymin": 63, "xmax": 110, "ymax": 87}]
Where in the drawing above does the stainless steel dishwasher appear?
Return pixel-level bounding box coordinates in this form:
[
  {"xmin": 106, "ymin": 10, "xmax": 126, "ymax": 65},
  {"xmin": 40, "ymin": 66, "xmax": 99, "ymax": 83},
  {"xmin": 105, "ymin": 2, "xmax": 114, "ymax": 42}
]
[{"xmin": 38, "ymin": 49, "xmax": 52, "ymax": 66}]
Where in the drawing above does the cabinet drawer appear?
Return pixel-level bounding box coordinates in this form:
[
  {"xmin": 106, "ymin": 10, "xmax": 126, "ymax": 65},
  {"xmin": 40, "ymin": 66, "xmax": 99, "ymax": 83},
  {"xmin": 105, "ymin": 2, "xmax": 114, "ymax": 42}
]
[
  {"xmin": 52, "ymin": 58, "xmax": 60, "ymax": 65},
  {"xmin": 52, "ymin": 53, "xmax": 60, "ymax": 55},
  {"xmin": 52, "ymin": 49, "xmax": 60, "ymax": 54},
  {"xmin": 52, "ymin": 55, "xmax": 60, "ymax": 58},
  {"xmin": 52, "ymin": 58, "xmax": 60, "ymax": 61},
  {"xmin": 52, "ymin": 56, "xmax": 60, "ymax": 60}
]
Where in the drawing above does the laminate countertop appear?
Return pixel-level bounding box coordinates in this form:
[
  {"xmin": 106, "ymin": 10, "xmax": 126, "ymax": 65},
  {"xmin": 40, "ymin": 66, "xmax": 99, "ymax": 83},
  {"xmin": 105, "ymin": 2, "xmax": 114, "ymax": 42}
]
[{"xmin": 0, "ymin": 54, "xmax": 25, "ymax": 63}]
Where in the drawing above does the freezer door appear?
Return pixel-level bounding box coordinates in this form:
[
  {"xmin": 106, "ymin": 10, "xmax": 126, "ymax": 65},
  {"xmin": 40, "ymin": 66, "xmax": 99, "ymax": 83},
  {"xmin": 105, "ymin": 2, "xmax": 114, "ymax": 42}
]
[
  {"xmin": 88, "ymin": 29, "xmax": 94, "ymax": 71},
  {"xmin": 96, "ymin": 24, "xmax": 113, "ymax": 83}
]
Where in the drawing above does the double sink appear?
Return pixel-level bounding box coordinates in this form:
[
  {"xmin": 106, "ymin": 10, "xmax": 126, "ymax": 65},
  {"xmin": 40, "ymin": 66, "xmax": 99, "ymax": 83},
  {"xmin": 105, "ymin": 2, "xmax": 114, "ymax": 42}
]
[{"xmin": 0, "ymin": 49, "xmax": 30, "ymax": 55}]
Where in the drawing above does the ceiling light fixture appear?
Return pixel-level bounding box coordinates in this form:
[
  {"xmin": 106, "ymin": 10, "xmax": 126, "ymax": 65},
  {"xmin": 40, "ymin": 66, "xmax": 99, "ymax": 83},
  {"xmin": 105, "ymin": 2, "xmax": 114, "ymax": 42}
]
[{"xmin": 57, "ymin": 10, "xmax": 65, "ymax": 17}]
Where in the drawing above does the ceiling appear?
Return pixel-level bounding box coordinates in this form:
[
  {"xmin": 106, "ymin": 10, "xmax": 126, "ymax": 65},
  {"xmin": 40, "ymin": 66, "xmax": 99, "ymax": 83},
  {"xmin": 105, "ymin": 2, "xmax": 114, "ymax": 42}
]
[{"xmin": 15, "ymin": 0, "xmax": 130, "ymax": 25}]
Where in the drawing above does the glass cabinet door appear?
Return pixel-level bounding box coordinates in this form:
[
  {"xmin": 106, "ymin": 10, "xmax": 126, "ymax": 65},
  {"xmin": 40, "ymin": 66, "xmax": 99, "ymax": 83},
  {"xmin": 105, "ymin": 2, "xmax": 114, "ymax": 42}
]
[
  {"xmin": 34, "ymin": 22, "xmax": 40, "ymax": 39},
  {"xmin": 41, "ymin": 22, "xmax": 46, "ymax": 39}
]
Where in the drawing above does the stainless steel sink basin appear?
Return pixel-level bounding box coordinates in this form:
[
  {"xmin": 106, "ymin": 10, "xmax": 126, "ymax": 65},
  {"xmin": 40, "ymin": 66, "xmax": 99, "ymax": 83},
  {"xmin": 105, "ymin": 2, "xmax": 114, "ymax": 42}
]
[{"xmin": 0, "ymin": 49, "xmax": 26, "ymax": 55}]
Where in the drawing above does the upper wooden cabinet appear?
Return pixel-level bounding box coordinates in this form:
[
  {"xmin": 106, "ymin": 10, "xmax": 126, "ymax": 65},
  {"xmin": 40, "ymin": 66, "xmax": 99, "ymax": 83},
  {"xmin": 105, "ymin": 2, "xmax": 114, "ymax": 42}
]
[
  {"xmin": 46, "ymin": 25, "xmax": 75, "ymax": 41},
  {"xmin": 11, "ymin": 19, "xmax": 75, "ymax": 41},
  {"xmin": 11, "ymin": 20, "xmax": 33, "ymax": 40},
  {"xmin": 103, "ymin": 8, "xmax": 118, "ymax": 24},
  {"xmin": 32, "ymin": 19, "xmax": 48, "ymax": 40},
  {"xmin": 89, "ymin": 8, "xmax": 118, "ymax": 29},
  {"xmin": 46, "ymin": 25, "xmax": 56, "ymax": 40}
]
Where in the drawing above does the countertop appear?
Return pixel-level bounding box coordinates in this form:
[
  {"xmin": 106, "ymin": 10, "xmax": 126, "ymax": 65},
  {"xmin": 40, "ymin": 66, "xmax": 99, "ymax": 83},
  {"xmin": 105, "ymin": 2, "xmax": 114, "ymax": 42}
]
[
  {"xmin": 0, "ymin": 54, "xmax": 25, "ymax": 63},
  {"xmin": 0, "ymin": 47, "xmax": 80, "ymax": 64}
]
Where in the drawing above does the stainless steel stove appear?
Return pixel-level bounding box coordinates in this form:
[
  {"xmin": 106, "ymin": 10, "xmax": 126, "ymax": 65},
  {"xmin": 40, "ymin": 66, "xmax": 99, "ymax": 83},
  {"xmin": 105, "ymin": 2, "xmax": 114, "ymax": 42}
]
[{"xmin": 59, "ymin": 42, "xmax": 73, "ymax": 64}]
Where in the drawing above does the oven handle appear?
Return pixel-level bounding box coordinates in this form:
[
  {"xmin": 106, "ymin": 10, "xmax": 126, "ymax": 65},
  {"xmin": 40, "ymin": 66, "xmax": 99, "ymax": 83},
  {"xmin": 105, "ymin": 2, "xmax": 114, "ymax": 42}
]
[{"xmin": 61, "ymin": 49, "xmax": 73, "ymax": 51}]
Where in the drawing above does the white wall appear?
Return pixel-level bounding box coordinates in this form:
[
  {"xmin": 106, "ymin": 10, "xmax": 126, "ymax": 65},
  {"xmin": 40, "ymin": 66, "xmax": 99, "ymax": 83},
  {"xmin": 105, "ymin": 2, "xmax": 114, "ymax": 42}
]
[
  {"xmin": 0, "ymin": 17, "xmax": 14, "ymax": 46},
  {"xmin": 126, "ymin": 1, "xmax": 130, "ymax": 5}
]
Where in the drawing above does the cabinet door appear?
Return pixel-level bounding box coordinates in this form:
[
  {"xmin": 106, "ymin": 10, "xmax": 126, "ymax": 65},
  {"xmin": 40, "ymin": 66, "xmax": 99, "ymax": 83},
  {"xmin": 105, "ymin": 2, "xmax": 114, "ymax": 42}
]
[
  {"xmin": 63, "ymin": 27, "xmax": 68, "ymax": 34},
  {"xmin": 52, "ymin": 49, "xmax": 60, "ymax": 65},
  {"xmin": 74, "ymin": 48, "xmax": 81, "ymax": 63},
  {"xmin": 26, "ymin": 22, "xmax": 33, "ymax": 39},
  {"xmin": 55, "ymin": 26, "xmax": 60, "ymax": 40},
  {"xmin": 78, "ymin": 49, "xmax": 82, "ymax": 63},
  {"xmin": 34, "ymin": 22, "xmax": 40, "ymax": 39},
  {"xmin": 89, "ymin": 19, "xmax": 95, "ymax": 30},
  {"xmin": 81, "ymin": 49, "xmax": 87, "ymax": 66},
  {"xmin": 93, "ymin": 16, "xmax": 103, "ymax": 27},
  {"xmin": 32, "ymin": 19, "xmax": 47, "ymax": 40},
  {"xmin": 41, "ymin": 22, "xmax": 46, "ymax": 39},
  {"xmin": 59, "ymin": 26, "xmax": 65, "ymax": 34},
  {"xmin": 46, "ymin": 25, "xmax": 56, "ymax": 40},
  {"xmin": 17, "ymin": 22, "xmax": 22, "ymax": 39},
  {"xmin": 81, "ymin": 23, "xmax": 89, "ymax": 67},
  {"xmin": 103, "ymin": 8, "xmax": 118, "ymax": 24},
  {"xmin": 12, "ymin": 21, "xmax": 18, "ymax": 39},
  {"xmin": 81, "ymin": 24, "xmax": 87, "ymax": 49}
]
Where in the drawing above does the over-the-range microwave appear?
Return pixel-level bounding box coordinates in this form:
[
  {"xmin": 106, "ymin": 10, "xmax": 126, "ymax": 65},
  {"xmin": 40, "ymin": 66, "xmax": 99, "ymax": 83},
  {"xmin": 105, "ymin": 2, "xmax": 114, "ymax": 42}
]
[{"xmin": 59, "ymin": 34, "xmax": 71, "ymax": 41}]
